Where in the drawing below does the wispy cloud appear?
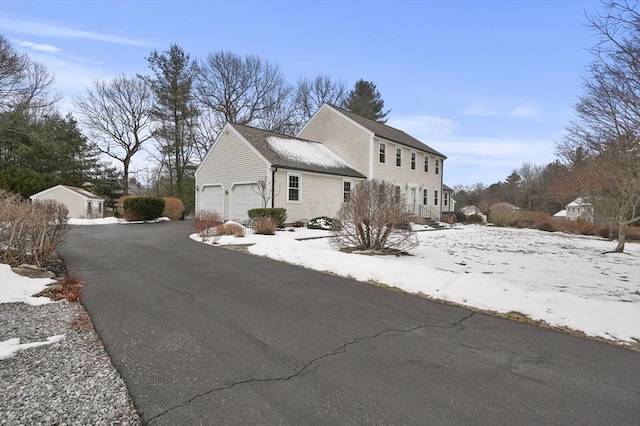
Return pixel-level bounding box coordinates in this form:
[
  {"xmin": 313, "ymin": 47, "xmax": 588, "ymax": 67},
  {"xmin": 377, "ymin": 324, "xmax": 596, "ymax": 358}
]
[
  {"xmin": 1, "ymin": 14, "xmax": 151, "ymax": 47},
  {"xmin": 14, "ymin": 39, "xmax": 61, "ymax": 53},
  {"xmin": 463, "ymin": 104, "xmax": 540, "ymax": 118}
]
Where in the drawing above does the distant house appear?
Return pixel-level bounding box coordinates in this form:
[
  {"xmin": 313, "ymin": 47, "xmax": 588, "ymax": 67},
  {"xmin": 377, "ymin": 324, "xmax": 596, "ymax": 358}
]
[
  {"xmin": 553, "ymin": 209, "xmax": 567, "ymax": 220},
  {"xmin": 195, "ymin": 104, "xmax": 448, "ymax": 223},
  {"xmin": 30, "ymin": 185, "xmax": 104, "ymax": 219},
  {"xmin": 564, "ymin": 198, "xmax": 594, "ymax": 222}
]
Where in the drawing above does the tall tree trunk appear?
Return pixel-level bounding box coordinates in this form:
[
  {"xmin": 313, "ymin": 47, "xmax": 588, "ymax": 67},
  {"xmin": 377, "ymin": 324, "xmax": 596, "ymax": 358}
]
[{"xmin": 123, "ymin": 158, "xmax": 130, "ymax": 195}]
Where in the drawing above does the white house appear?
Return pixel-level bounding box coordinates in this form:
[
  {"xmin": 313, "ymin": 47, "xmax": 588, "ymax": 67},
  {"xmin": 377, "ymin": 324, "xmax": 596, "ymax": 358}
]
[
  {"xmin": 195, "ymin": 104, "xmax": 448, "ymax": 223},
  {"xmin": 30, "ymin": 185, "xmax": 104, "ymax": 219},
  {"xmin": 562, "ymin": 198, "xmax": 595, "ymax": 222}
]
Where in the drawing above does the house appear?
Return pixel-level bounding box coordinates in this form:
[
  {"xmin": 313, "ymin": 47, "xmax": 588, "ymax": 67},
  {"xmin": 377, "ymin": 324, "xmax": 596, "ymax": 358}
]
[
  {"xmin": 195, "ymin": 104, "xmax": 447, "ymax": 223},
  {"xmin": 561, "ymin": 198, "xmax": 596, "ymax": 222},
  {"xmin": 442, "ymin": 184, "xmax": 457, "ymax": 213},
  {"xmin": 30, "ymin": 185, "xmax": 104, "ymax": 219}
]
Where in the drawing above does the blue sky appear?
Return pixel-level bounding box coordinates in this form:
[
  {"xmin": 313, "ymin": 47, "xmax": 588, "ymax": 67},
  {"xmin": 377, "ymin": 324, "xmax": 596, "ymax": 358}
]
[{"xmin": 0, "ymin": 0, "xmax": 601, "ymax": 186}]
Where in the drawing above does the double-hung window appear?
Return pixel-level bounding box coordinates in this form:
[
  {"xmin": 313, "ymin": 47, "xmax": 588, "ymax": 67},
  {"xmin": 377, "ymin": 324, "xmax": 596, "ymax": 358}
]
[
  {"xmin": 287, "ymin": 173, "xmax": 300, "ymax": 202},
  {"xmin": 434, "ymin": 190, "xmax": 439, "ymax": 206},
  {"xmin": 410, "ymin": 152, "xmax": 416, "ymax": 170},
  {"xmin": 379, "ymin": 143, "xmax": 386, "ymax": 163},
  {"xmin": 435, "ymin": 159, "xmax": 440, "ymax": 175},
  {"xmin": 424, "ymin": 155, "xmax": 429, "ymax": 173},
  {"xmin": 343, "ymin": 180, "xmax": 352, "ymax": 202},
  {"xmin": 444, "ymin": 192, "xmax": 449, "ymax": 207},
  {"xmin": 395, "ymin": 147, "xmax": 402, "ymax": 167},
  {"xmin": 423, "ymin": 189, "xmax": 428, "ymax": 205}
]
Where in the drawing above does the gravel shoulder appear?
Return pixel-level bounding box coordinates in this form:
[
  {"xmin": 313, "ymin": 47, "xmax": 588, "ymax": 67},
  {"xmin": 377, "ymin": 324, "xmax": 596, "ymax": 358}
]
[{"xmin": 0, "ymin": 300, "xmax": 140, "ymax": 425}]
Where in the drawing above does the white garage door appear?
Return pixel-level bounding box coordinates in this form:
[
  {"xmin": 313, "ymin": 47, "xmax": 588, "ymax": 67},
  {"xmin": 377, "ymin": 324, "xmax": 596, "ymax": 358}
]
[
  {"xmin": 230, "ymin": 183, "xmax": 261, "ymax": 221},
  {"xmin": 199, "ymin": 185, "xmax": 224, "ymax": 216}
]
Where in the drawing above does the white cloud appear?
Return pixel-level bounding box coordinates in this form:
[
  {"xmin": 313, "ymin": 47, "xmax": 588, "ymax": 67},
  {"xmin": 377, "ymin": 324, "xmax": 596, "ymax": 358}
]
[
  {"xmin": 463, "ymin": 103, "xmax": 540, "ymax": 118},
  {"xmin": 14, "ymin": 39, "xmax": 61, "ymax": 53},
  {"xmin": 1, "ymin": 14, "xmax": 151, "ymax": 47}
]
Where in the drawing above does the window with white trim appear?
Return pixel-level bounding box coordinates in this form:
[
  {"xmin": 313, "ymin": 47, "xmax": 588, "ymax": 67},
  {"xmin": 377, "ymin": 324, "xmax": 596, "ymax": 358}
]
[
  {"xmin": 434, "ymin": 190, "xmax": 439, "ymax": 206},
  {"xmin": 395, "ymin": 147, "xmax": 402, "ymax": 167},
  {"xmin": 410, "ymin": 152, "xmax": 416, "ymax": 170},
  {"xmin": 379, "ymin": 143, "xmax": 386, "ymax": 163},
  {"xmin": 343, "ymin": 179, "xmax": 352, "ymax": 202},
  {"xmin": 424, "ymin": 155, "xmax": 429, "ymax": 173},
  {"xmin": 444, "ymin": 192, "xmax": 449, "ymax": 207},
  {"xmin": 423, "ymin": 189, "xmax": 428, "ymax": 205},
  {"xmin": 435, "ymin": 159, "xmax": 440, "ymax": 175},
  {"xmin": 287, "ymin": 173, "xmax": 300, "ymax": 202},
  {"xmin": 394, "ymin": 185, "xmax": 401, "ymax": 202}
]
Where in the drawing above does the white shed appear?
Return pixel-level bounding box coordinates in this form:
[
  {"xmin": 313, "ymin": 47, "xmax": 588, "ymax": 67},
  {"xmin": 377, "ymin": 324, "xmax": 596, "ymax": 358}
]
[{"xmin": 30, "ymin": 185, "xmax": 104, "ymax": 219}]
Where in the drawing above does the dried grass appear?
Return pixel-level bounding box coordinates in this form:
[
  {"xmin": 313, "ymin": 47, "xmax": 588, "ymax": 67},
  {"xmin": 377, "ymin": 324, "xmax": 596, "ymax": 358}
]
[
  {"xmin": 162, "ymin": 197, "xmax": 184, "ymax": 220},
  {"xmin": 36, "ymin": 275, "xmax": 84, "ymax": 302},
  {"xmin": 193, "ymin": 210, "xmax": 223, "ymax": 237},
  {"xmin": 254, "ymin": 217, "xmax": 277, "ymax": 235}
]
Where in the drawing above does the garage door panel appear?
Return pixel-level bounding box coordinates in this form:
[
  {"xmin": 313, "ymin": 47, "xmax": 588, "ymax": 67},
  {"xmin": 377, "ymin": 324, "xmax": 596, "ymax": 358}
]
[
  {"xmin": 230, "ymin": 183, "xmax": 261, "ymax": 221},
  {"xmin": 200, "ymin": 185, "xmax": 223, "ymax": 216}
]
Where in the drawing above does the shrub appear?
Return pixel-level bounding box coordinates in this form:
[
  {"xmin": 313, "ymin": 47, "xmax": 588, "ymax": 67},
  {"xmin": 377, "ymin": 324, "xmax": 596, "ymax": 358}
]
[
  {"xmin": 254, "ymin": 217, "xmax": 277, "ymax": 235},
  {"xmin": 116, "ymin": 195, "xmax": 136, "ymax": 217},
  {"xmin": 162, "ymin": 197, "xmax": 184, "ymax": 220},
  {"xmin": 307, "ymin": 216, "xmax": 335, "ymax": 230},
  {"xmin": 488, "ymin": 202, "xmax": 517, "ymax": 226},
  {"xmin": 216, "ymin": 222, "xmax": 245, "ymax": 237},
  {"xmin": 454, "ymin": 211, "xmax": 467, "ymax": 223},
  {"xmin": 466, "ymin": 213, "xmax": 483, "ymax": 224},
  {"xmin": 330, "ymin": 180, "xmax": 418, "ymax": 253},
  {"xmin": 537, "ymin": 222, "xmax": 556, "ymax": 232},
  {"xmin": 36, "ymin": 275, "xmax": 83, "ymax": 302},
  {"xmin": 0, "ymin": 190, "xmax": 68, "ymax": 267},
  {"xmin": 122, "ymin": 197, "xmax": 165, "ymax": 221},
  {"xmin": 512, "ymin": 211, "xmax": 552, "ymax": 228},
  {"xmin": 193, "ymin": 210, "xmax": 223, "ymax": 237},
  {"xmin": 248, "ymin": 208, "xmax": 287, "ymax": 227},
  {"xmin": 627, "ymin": 226, "xmax": 640, "ymax": 241}
]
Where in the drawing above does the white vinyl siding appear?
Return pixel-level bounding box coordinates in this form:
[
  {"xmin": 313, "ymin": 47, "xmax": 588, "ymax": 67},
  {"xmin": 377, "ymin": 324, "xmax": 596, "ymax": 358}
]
[{"xmin": 195, "ymin": 126, "xmax": 268, "ymax": 219}]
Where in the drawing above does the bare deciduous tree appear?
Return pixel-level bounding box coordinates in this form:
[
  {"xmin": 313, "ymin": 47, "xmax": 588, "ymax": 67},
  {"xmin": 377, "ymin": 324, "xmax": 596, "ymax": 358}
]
[
  {"xmin": 252, "ymin": 177, "xmax": 281, "ymax": 208},
  {"xmin": 557, "ymin": 0, "xmax": 640, "ymax": 252},
  {"xmin": 293, "ymin": 75, "xmax": 348, "ymax": 126},
  {"xmin": 194, "ymin": 51, "xmax": 294, "ymax": 136},
  {"xmin": 330, "ymin": 180, "xmax": 418, "ymax": 253},
  {"xmin": 74, "ymin": 74, "xmax": 154, "ymax": 194}
]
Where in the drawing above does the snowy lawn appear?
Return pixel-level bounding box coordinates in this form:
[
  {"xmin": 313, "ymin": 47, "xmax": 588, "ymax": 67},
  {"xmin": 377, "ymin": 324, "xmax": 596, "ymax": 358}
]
[{"xmin": 191, "ymin": 225, "xmax": 640, "ymax": 345}]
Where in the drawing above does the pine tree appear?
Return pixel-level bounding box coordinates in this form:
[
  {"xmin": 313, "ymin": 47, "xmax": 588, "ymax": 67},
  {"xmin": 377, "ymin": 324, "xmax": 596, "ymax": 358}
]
[{"xmin": 343, "ymin": 79, "xmax": 390, "ymax": 123}]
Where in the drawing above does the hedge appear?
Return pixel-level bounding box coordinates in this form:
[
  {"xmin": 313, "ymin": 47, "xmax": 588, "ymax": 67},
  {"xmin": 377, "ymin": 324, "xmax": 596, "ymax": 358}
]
[{"xmin": 123, "ymin": 197, "xmax": 165, "ymax": 221}]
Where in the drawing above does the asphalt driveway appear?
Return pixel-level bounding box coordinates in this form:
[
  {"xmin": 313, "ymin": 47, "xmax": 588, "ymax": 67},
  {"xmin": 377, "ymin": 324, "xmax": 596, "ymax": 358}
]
[{"xmin": 60, "ymin": 221, "xmax": 640, "ymax": 425}]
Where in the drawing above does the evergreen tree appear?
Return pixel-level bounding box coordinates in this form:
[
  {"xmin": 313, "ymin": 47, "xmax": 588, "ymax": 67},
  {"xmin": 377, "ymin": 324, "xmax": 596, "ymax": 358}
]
[
  {"xmin": 142, "ymin": 44, "xmax": 199, "ymax": 200},
  {"xmin": 343, "ymin": 79, "xmax": 390, "ymax": 123}
]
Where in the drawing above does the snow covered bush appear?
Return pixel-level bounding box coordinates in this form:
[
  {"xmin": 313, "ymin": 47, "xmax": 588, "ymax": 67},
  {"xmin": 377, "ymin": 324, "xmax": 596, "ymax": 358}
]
[
  {"xmin": 0, "ymin": 190, "xmax": 68, "ymax": 267},
  {"xmin": 307, "ymin": 216, "xmax": 336, "ymax": 230},
  {"xmin": 216, "ymin": 222, "xmax": 245, "ymax": 237},
  {"xmin": 330, "ymin": 180, "xmax": 418, "ymax": 254}
]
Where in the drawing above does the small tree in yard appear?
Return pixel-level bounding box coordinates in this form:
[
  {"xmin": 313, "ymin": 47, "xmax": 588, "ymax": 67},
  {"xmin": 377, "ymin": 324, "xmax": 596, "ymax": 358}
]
[{"xmin": 331, "ymin": 180, "xmax": 418, "ymax": 253}]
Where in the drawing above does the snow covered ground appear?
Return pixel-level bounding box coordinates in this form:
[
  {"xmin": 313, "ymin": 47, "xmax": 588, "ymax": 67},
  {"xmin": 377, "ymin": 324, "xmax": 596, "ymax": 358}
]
[{"xmin": 191, "ymin": 224, "xmax": 640, "ymax": 345}]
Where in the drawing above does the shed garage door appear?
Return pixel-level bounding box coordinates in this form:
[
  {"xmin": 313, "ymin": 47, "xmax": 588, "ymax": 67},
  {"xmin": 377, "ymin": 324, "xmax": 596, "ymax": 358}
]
[
  {"xmin": 199, "ymin": 185, "xmax": 224, "ymax": 216},
  {"xmin": 230, "ymin": 183, "xmax": 261, "ymax": 221}
]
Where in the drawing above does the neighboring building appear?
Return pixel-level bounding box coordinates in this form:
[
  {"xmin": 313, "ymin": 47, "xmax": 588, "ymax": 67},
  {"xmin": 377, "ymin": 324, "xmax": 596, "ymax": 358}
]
[
  {"xmin": 195, "ymin": 104, "xmax": 448, "ymax": 223},
  {"xmin": 553, "ymin": 209, "xmax": 568, "ymax": 220},
  {"xmin": 561, "ymin": 198, "xmax": 596, "ymax": 222},
  {"xmin": 442, "ymin": 184, "xmax": 456, "ymax": 213},
  {"xmin": 30, "ymin": 185, "xmax": 104, "ymax": 219}
]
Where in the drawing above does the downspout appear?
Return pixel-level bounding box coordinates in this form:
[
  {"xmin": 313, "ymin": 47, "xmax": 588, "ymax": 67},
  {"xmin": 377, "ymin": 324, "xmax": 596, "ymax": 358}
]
[
  {"xmin": 440, "ymin": 159, "xmax": 444, "ymax": 220},
  {"xmin": 271, "ymin": 165, "xmax": 278, "ymax": 208}
]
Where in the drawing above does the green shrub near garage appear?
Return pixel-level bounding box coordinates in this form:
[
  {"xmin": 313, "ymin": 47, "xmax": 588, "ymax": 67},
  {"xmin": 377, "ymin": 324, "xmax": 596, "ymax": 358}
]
[
  {"xmin": 247, "ymin": 208, "xmax": 287, "ymax": 227},
  {"xmin": 123, "ymin": 197, "xmax": 165, "ymax": 221}
]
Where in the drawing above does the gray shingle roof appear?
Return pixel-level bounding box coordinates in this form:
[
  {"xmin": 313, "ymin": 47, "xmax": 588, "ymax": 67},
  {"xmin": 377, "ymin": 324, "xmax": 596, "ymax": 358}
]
[
  {"xmin": 326, "ymin": 104, "xmax": 447, "ymax": 159},
  {"xmin": 230, "ymin": 123, "xmax": 365, "ymax": 179}
]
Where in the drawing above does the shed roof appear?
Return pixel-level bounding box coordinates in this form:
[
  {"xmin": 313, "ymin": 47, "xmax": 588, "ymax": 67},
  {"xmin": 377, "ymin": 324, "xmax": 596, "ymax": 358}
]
[
  {"xmin": 30, "ymin": 184, "xmax": 104, "ymax": 201},
  {"xmin": 230, "ymin": 123, "xmax": 365, "ymax": 178}
]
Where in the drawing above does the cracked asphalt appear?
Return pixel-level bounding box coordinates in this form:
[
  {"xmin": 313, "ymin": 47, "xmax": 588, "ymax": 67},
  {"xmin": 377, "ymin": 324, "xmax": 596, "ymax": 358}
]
[{"xmin": 60, "ymin": 221, "xmax": 640, "ymax": 425}]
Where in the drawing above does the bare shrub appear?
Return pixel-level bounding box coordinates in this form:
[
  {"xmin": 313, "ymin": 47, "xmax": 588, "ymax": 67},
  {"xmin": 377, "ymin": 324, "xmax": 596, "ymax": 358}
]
[
  {"xmin": 513, "ymin": 211, "xmax": 552, "ymax": 228},
  {"xmin": 216, "ymin": 222, "xmax": 245, "ymax": 237},
  {"xmin": 36, "ymin": 275, "xmax": 84, "ymax": 302},
  {"xmin": 0, "ymin": 190, "xmax": 68, "ymax": 267},
  {"xmin": 330, "ymin": 180, "xmax": 418, "ymax": 253},
  {"xmin": 254, "ymin": 217, "xmax": 277, "ymax": 235},
  {"xmin": 162, "ymin": 197, "xmax": 184, "ymax": 220},
  {"xmin": 193, "ymin": 210, "xmax": 223, "ymax": 237},
  {"xmin": 488, "ymin": 202, "xmax": 517, "ymax": 226}
]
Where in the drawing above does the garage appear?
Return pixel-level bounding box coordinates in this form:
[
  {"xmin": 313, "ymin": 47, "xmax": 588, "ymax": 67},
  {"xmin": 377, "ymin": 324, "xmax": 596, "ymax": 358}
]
[
  {"xmin": 199, "ymin": 185, "xmax": 224, "ymax": 216},
  {"xmin": 229, "ymin": 183, "xmax": 262, "ymax": 221}
]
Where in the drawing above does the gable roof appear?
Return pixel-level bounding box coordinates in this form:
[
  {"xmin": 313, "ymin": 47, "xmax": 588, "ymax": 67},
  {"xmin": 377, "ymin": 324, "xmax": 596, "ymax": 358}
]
[
  {"xmin": 567, "ymin": 197, "xmax": 591, "ymax": 207},
  {"xmin": 324, "ymin": 104, "xmax": 446, "ymax": 159},
  {"xmin": 30, "ymin": 184, "xmax": 104, "ymax": 201},
  {"xmin": 230, "ymin": 123, "xmax": 365, "ymax": 179}
]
